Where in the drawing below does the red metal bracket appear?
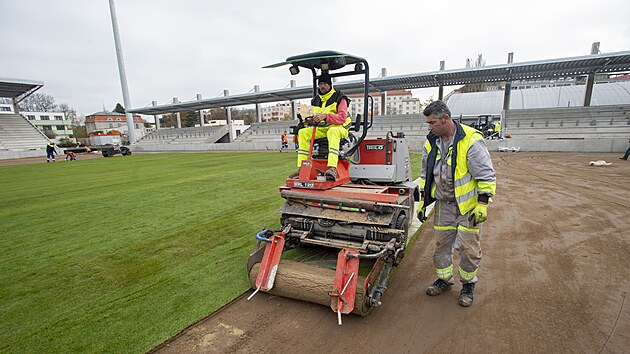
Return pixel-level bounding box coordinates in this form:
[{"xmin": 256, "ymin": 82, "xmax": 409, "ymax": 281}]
[
  {"xmin": 286, "ymin": 159, "xmax": 350, "ymax": 190},
  {"xmin": 248, "ymin": 232, "xmax": 285, "ymax": 300},
  {"xmin": 329, "ymin": 248, "xmax": 360, "ymax": 325}
]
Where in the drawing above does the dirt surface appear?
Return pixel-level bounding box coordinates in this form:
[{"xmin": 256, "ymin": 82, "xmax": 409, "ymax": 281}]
[
  {"xmin": 0, "ymin": 153, "xmax": 103, "ymax": 166},
  {"xmin": 156, "ymin": 152, "xmax": 630, "ymax": 354}
]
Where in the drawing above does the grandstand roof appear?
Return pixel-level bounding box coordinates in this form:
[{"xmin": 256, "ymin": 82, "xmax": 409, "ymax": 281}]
[
  {"xmin": 128, "ymin": 50, "xmax": 630, "ymax": 115},
  {"xmin": 447, "ymin": 81, "xmax": 630, "ymax": 116},
  {"xmin": 0, "ymin": 78, "xmax": 44, "ymax": 101}
]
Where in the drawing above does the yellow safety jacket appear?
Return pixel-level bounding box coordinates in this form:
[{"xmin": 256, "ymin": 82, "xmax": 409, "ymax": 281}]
[
  {"xmin": 311, "ymin": 87, "xmax": 352, "ymax": 128},
  {"xmin": 421, "ymin": 121, "xmax": 496, "ymax": 215}
]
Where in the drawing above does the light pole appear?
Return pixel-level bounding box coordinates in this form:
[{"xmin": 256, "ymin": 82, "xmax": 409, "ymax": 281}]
[{"xmin": 108, "ymin": 0, "xmax": 137, "ymax": 144}]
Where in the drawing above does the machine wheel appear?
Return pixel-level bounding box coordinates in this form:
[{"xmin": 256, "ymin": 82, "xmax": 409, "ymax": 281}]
[
  {"xmin": 394, "ymin": 214, "xmax": 408, "ymax": 242},
  {"xmin": 393, "ymin": 214, "xmax": 408, "ymax": 266}
]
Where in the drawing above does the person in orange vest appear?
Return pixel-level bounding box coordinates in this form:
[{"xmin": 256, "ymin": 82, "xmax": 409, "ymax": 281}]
[
  {"xmin": 280, "ymin": 131, "xmax": 289, "ymax": 152},
  {"xmin": 65, "ymin": 151, "xmax": 77, "ymax": 161},
  {"xmin": 292, "ymin": 133, "xmax": 298, "ymax": 150}
]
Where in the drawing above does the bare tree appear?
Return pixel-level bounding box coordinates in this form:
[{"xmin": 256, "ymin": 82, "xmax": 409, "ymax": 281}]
[
  {"xmin": 231, "ymin": 108, "xmax": 257, "ymax": 124},
  {"xmin": 420, "ymin": 96, "xmax": 436, "ymax": 111},
  {"xmin": 460, "ymin": 54, "xmax": 489, "ymax": 93},
  {"xmin": 57, "ymin": 103, "xmax": 78, "ymax": 125},
  {"xmin": 160, "ymin": 113, "xmax": 177, "ymax": 127},
  {"xmin": 17, "ymin": 92, "xmax": 81, "ymax": 128},
  {"xmin": 72, "ymin": 114, "xmax": 86, "ymax": 127},
  {"xmin": 207, "ymin": 108, "xmax": 227, "ymax": 121},
  {"xmin": 18, "ymin": 93, "xmax": 56, "ymax": 112},
  {"xmin": 475, "ymin": 53, "xmax": 486, "ymax": 67},
  {"xmin": 465, "ymin": 54, "xmax": 486, "ymax": 68}
]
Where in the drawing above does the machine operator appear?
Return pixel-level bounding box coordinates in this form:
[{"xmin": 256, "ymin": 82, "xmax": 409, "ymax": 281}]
[{"xmin": 289, "ymin": 72, "xmax": 352, "ymax": 180}]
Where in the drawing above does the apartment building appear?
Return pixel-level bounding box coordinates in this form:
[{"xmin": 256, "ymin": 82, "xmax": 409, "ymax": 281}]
[
  {"xmin": 346, "ymin": 90, "xmax": 421, "ymax": 117},
  {"xmin": 261, "ymin": 102, "xmax": 311, "ymax": 122},
  {"xmin": 85, "ymin": 111, "xmax": 146, "ymax": 138}
]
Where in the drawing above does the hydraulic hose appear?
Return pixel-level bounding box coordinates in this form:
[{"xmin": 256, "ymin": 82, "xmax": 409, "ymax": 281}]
[{"xmin": 255, "ymin": 229, "xmax": 271, "ymax": 243}]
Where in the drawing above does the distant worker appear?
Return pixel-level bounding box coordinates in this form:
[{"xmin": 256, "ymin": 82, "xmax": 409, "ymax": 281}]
[
  {"xmin": 46, "ymin": 141, "xmax": 58, "ymax": 162},
  {"xmin": 280, "ymin": 131, "xmax": 289, "ymax": 152},
  {"xmin": 65, "ymin": 151, "xmax": 77, "ymax": 161},
  {"xmin": 289, "ymin": 72, "xmax": 351, "ymax": 180},
  {"xmin": 292, "ymin": 133, "xmax": 298, "ymax": 150},
  {"xmin": 620, "ymin": 138, "xmax": 630, "ymax": 160},
  {"xmin": 418, "ymin": 101, "xmax": 496, "ymax": 307}
]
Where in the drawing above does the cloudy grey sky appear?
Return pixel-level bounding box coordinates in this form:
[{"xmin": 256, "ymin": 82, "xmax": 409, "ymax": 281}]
[{"xmin": 1, "ymin": 0, "xmax": 629, "ymax": 117}]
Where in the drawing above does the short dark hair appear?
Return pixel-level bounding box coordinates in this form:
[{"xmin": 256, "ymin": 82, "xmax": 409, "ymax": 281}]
[{"xmin": 423, "ymin": 100, "xmax": 451, "ymax": 118}]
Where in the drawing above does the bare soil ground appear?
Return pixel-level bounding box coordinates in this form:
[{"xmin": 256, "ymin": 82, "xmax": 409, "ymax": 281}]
[
  {"xmin": 156, "ymin": 152, "xmax": 630, "ymax": 354},
  {"xmin": 0, "ymin": 153, "xmax": 102, "ymax": 166}
]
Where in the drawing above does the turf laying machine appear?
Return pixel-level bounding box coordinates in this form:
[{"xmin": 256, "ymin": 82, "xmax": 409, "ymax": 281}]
[{"xmin": 247, "ymin": 51, "xmax": 419, "ymax": 325}]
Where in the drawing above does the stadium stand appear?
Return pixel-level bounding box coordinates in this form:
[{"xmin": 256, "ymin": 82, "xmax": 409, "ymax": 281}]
[
  {"xmin": 494, "ymin": 105, "xmax": 630, "ymax": 152},
  {"xmin": 504, "ymin": 105, "xmax": 630, "ymax": 137},
  {"xmin": 130, "ymin": 81, "xmax": 630, "ymax": 154},
  {"xmin": 0, "ymin": 113, "xmax": 49, "ymax": 154},
  {"xmin": 140, "ymin": 125, "xmax": 229, "ymax": 143},
  {"xmin": 131, "ymin": 104, "xmax": 629, "ymax": 153},
  {"xmin": 0, "ymin": 78, "xmax": 49, "ymax": 159},
  {"xmin": 132, "ymin": 125, "xmax": 230, "ymax": 152},
  {"xmin": 236, "ymin": 120, "xmax": 298, "ymax": 143},
  {"xmin": 233, "ymin": 115, "xmax": 429, "ymax": 150}
]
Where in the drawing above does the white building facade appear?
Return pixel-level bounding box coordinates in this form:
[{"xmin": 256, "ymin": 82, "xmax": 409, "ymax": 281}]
[
  {"xmin": 261, "ymin": 102, "xmax": 310, "ymax": 122},
  {"xmin": 204, "ymin": 119, "xmax": 250, "ymax": 138},
  {"xmin": 0, "ymin": 104, "xmax": 73, "ymax": 138},
  {"xmin": 347, "ymin": 90, "xmax": 421, "ymax": 117}
]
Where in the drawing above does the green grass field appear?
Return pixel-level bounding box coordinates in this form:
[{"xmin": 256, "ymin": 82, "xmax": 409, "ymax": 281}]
[{"xmin": 0, "ymin": 152, "xmax": 422, "ymax": 353}]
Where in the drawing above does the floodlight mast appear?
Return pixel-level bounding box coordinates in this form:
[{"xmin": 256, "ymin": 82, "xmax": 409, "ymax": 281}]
[{"xmin": 108, "ymin": 0, "xmax": 137, "ymax": 144}]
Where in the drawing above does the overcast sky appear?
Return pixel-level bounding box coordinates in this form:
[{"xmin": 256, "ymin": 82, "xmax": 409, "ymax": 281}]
[{"xmin": 1, "ymin": 0, "xmax": 629, "ymax": 117}]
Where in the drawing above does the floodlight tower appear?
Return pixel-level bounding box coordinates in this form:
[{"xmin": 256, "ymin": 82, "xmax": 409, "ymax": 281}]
[{"xmin": 108, "ymin": 0, "xmax": 138, "ymax": 144}]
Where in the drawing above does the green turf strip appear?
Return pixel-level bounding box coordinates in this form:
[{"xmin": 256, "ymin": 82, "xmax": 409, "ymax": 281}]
[{"xmin": 0, "ymin": 152, "xmax": 422, "ymax": 352}]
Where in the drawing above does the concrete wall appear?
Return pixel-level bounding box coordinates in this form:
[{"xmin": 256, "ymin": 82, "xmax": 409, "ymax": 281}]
[
  {"xmin": 131, "ymin": 132, "xmax": 628, "ymax": 154},
  {"xmin": 487, "ymin": 137, "xmax": 629, "ymax": 153},
  {"xmin": 0, "ymin": 149, "xmax": 47, "ymax": 160}
]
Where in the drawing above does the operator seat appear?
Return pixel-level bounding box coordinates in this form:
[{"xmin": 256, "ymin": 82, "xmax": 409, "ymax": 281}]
[{"xmin": 312, "ymin": 114, "xmax": 362, "ymax": 160}]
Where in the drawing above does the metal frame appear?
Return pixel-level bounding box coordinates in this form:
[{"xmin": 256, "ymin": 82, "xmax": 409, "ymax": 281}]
[
  {"xmin": 128, "ymin": 50, "xmax": 630, "ymax": 115},
  {"xmin": 0, "ymin": 78, "xmax": 44, "ymax": 102}
]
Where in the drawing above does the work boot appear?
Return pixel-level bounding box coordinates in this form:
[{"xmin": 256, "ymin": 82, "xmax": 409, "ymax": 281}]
[
  {"xmin": 459, "ymin": 283, "xmax": 475, "ymax": 307},
  {"xmin": 288, "ymin": 169, "xmax": 300, "ymax": 179},
  {"xmin": 426, "ymin": 279, "xmax": 452, "ymax": 296},
  {"xmin": 324, "ymin": 167, "xmax": 337, "ymax": 181}
]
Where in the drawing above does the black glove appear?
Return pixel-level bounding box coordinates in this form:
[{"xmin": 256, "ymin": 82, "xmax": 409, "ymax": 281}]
[{"xmin": 417, "ymin": 200, "xmax": 427, "ymax": 222}]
